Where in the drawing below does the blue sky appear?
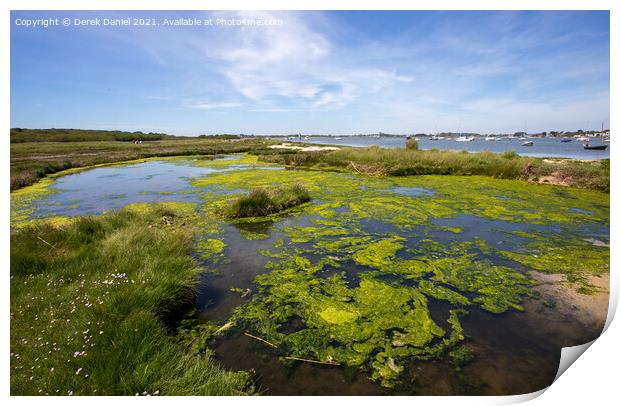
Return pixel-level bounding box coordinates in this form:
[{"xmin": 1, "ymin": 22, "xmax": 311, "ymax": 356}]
[{"xmin": 11, "ymin": 10, "xmax": 609, "ymax": 135}]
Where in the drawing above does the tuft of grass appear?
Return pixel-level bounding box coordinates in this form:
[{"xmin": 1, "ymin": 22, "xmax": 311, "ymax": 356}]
[
  {"xmin": 405, "ymin": 138, "xmax": 419, "ymax": 150},
  {"xmin": 227, "ymin": 184, "xmax": 311, "ymax": 219},
  {"xmin": 10, "ymin": 207, "xmax": 254, "ymax": 395}
]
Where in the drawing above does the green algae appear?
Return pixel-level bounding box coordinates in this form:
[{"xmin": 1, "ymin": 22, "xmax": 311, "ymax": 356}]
[
  {"xmin": 10, "ymin": 177, "xmax": 57, "ymax": 226},
  {"xmin": 185, "ymin": 157, "xmax": 607, "ymax": 386},
  {"xmin": 10, "ymin": 154, "xmax": 610, "ymax": 390},
  {"xmin": 352, "ymin": 236, "xmax": 405, "ymax": 268},
  {"xmin": 238, "ymin": 228, "xmax": 270, "ymax": 241},
  {"xmin": 104, "ymin": 193, "xmax": 126, "ymax": 199},
  {"xmin": 234, "ymin": 271, "xmax": 451, "ymax": 387},
  {"xmin": 319, "ymin": 307, "xmax": 358, "ymax": 324},
  {"xmin": 499, "ymin": 232, "xmax": 609, "ymax": 293},
  {"xmin": 196, "ymin": 238, "xmax": 226, "ymax": 262}
]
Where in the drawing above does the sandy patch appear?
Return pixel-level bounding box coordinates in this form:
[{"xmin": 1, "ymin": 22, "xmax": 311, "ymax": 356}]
[
  {"xmin": 269, "ymin": 143, "xmax": 340, "ymax": 152},
  {"xmin": 535, "ymin": 172, "xmax": 573, "ymax": 187},
  {"xmin": 526, "ymin": 271, "xmax": 610, "ymax": 337}
]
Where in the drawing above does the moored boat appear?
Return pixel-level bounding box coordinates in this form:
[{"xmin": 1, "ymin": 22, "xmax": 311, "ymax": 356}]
[
  {"xmin": 521, "ymin": 141, "xmax": 534, "ymax": 146},
  {"xmin": 583, "ymin": 143, "xmax": 608, "ymax": 150}
]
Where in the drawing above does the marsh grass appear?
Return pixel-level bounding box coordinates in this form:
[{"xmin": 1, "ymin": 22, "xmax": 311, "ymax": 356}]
[
  {"xmin": 227, "ymin": 185, "xmax": 311, "ymax": 219},
  {"xmin": 10, "ymin": 207, "xmax": 254, "ymax": 395},
  {"xmin": 260, "ymin": 146, "xmax": 610, "ymax": 191}
]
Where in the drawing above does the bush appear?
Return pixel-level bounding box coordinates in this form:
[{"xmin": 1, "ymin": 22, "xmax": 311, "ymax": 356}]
[
  {"xmin": 227, "ymin": 184, "xmax": 311, "ymax": 218},
  {"xmin": 405, "ymin": 138, "xmax": 419, "ymax": 150}
]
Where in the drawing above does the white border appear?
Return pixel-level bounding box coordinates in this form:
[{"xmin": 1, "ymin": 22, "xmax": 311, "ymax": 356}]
[{"xmin": 2, "ymin": 1, "xmax": 617, "ymax": 405}]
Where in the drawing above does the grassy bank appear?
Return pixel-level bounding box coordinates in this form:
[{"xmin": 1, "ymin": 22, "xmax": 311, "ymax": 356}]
[
  {"xmin": 10, "ymin": 204, "xmax": 254, "ymax": 395},
  {"xmin": 258, "ymin": 146, "xmax": 610, "ymax": 192},
  {"xmin": 227, "ymin": 185, "xmax": 311, "ymax": 218},
  {"xmin": 10, "ymin": 131, "xmax": 276, "ymax": 190}
]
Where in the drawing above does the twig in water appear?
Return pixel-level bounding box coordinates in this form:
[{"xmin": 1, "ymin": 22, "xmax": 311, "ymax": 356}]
[
  {"xmin": 284, "ymin": 356, "xmax": 340, "ymax": 366},
  {"xmin": 244, "ymin": 332, "xmax": 278, "ymax": 348},
  {"xmin": 214, "ymin": 321, "xmax": 235, "ymax": 335}
]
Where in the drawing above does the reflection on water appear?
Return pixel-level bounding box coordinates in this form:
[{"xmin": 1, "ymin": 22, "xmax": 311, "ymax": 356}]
[{"xmin": 31, "ymin": 159, "xmax": 281, "ymax": 218}]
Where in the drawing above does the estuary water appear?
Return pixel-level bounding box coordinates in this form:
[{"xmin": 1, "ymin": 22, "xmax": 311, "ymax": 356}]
[{"xmin": 299, "ymin": 136, "xmax": 610, "ymax": 160}]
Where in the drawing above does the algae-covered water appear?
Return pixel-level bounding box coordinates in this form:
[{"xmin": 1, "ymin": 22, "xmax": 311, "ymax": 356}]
[{"xmin": 10, "ymin": 154, "xmax": 610, "ymax": 395}]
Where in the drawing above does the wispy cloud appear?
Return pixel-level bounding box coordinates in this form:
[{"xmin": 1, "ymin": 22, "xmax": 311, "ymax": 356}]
[{"xmin": 186, "ymin": 101, "xmax": 241, "ymax": 110}]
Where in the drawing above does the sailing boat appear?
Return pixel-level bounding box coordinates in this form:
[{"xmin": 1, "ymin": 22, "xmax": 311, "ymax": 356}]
[
  {"xmin": 583, "ymin": 122, "xmax": 608, "ymax": 150},
  {"xmin": 521, "ymin": 121, "xmax": 533, "ymax": 146}
]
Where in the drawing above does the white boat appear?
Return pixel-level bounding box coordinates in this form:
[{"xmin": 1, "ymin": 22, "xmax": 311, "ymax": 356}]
[
  {"xmin": 455, "ymin": 136, "xmax": 474, "ymax": 142},
  {"xmin": 521, "ymin": 141, "xmax": 534, "ymax": 147},
  {"xmin": 303, "ymin": 136, "xmax": 309, "ymax": 140},
  {"xmin": 485, "ymin": 136, "xmax": 498, "ymax": 141}
]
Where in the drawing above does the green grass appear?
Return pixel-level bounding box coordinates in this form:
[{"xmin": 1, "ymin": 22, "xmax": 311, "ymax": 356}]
[
  {"xmin": 227, "ymin": 185, "xmax": 311, "ymax": 219},
  {"xmin": 259, "ymin": 146, "xmax": 610, "ymax": 191},
  {"xmin": 10, "ymin": 206, "xmax": 254, "ymax": 395}
]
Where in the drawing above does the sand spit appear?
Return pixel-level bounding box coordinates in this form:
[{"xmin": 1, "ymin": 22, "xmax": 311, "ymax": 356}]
[{"xmin": 269, "ymin": 143, "xmax": 340, "ymax": 152}]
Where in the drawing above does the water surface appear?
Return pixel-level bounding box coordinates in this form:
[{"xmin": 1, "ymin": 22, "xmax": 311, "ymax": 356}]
[{"xmin": 300, "ymin": 136, "xmax": 610, "ymax": 160}]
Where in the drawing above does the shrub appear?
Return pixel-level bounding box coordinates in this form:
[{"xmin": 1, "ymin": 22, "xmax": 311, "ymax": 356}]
[
  {"xmin": 405, "ymin": 138, "xmax": 419, "ymax": 150},
  {"xmin": 227, "ymin": 184, "xmax": 310, "ymax": 218}
]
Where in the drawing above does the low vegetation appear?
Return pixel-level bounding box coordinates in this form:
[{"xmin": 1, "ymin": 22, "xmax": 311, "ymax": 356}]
[
  {"xmin": 405, "ymin": 138, "xmax": 419, "ymax": 150},
  {"xmin": 10, "ymin": 128, "xmax": 176, "ymax": 143},
  {"xmin": 259, "ymin": 146, "xmax": 610, "ymax": 192},
  {"xmin": 227, "ymin": 185, "xmax": 311, "ymax": 219},
  {"xmin": 10, "ymin": 204, "xmax": 254, "ymax": 395}
]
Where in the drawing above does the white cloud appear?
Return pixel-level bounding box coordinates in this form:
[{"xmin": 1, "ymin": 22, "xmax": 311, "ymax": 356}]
[{"xmin": 196, "ymin": 11, "xmax": 416, "ymax": 109}]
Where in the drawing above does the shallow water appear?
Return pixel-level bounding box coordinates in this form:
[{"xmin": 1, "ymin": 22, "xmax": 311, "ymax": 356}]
[
  {"xmin": 29, "ymin": 158, "xmax": 280, "ymax": 218},
  {"xmin": 12, "ymin": 155, "xmax": 610, "ymax": 395},
  {"xmin": 387, "ymin": 186, "xmax": 436, "ymax": 197}
]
